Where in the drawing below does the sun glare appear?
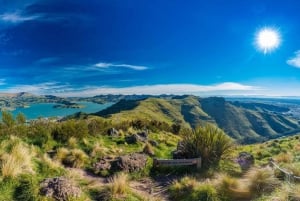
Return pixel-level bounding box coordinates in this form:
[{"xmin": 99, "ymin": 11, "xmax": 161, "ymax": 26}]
[{"xmin": 255, "ymin": 28, "xmax": 280, "ymax": 54}]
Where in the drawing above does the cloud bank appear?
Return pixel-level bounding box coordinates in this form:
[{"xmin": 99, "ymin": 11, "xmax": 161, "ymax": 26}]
[{"xmin": 2, "ymin": 82, "xmax": 260, "ymax": 97}]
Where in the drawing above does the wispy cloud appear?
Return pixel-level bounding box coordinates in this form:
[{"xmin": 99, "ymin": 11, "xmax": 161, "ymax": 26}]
[
  {"xmin": 94, "ymin": 62, "xmax": 148, "ymax": 71},
  {"xmin": 0, "ymin": 12, "xmax": 41, "ymax": 23},
  {"xmin": 4, "ymin": 82, "xmax": 68, "ymax": 94},
  {"xmin": 287, "ymin": 51, "xmax": 300, "ymax": 68},
  {"xmin": 34, "ymin": 57, "xmax": 60, "ymax": 65},
  {"xmin": 0, "ymin": 79, "xmax": 6, "ymax": 85}
]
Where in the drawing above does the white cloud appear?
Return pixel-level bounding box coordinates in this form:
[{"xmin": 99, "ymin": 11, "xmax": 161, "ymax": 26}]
[
  {"xmin": 0, "ymin": 12, "xmax": 40, "ymax": 23},
  {"xmin": 94, "ymin": 62, "xmax": 148, "ymax": 70},
  {"xmin": 49, "ymin": 82, "xmax": 261, "ymax": 97},
  {"xmin": 4, "ymin": 82, "xmax": 68, "ymax": 94},
  {"xmin": 287, "ymin": 51, "xmax": 300, "ymax": 68}
]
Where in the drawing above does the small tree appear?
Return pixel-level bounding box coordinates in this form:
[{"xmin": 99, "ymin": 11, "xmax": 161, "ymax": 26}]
[
  {"xmin": 180, "ymin": 124, "xmax": 234, "ymax": 168},
  {"xmin": 1, "ymin": 110, "xmax": 15, "ymax": 128},
  {"xmin": 16, "ymin": 113, "xmax": 26, "ymax": 125}
]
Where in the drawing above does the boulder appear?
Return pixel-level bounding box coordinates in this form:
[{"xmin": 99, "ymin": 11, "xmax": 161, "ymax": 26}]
[
  {"xmin": 40, "ymin": 177, "xmax": 81, "ymax": 201},
  {"xmin": 237, "ymin": 152, "xmax": 255, "ymax": 171},
  {"xmin": 93, "ymin": 159, "xmax": 111, "ymax": 174},
  {"xmin": 137, "ymin": 130, "xmax": 148, "ymax": 140},
  {"xmin": 125, "ymin": 134, "xmax": 139, "ymax": 144},
  {"xmin": 107, "ymin": 128, "xmax": 119, "ymax": 137},
  {"xmin": 111, "ymin": 153, "xmax": 147, "ymax": 172}
]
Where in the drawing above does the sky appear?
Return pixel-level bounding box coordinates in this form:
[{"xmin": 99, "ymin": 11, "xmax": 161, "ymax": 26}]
[{"xmin": 1, "ymin": 0, "xmax": 300, "ymax": 97}]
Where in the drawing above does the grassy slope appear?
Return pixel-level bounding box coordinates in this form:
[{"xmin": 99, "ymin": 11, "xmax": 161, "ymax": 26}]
[{"xmin": 95, "ymin": 96, "xmax": 300, "ymax": 143}]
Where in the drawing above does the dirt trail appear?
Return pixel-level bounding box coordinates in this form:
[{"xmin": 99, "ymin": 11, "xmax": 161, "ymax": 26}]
[
  {"xmin": 67, "ymin": 168, "xmax": 174, "ymax": 200},
  {"xmin": 67, "ymin": 168, "xmax": 108, "ymax": 188}
]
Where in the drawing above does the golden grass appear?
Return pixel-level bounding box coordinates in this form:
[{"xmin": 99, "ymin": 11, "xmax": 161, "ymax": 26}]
[
  {"xmin": 0, "ymin": 141, "xmax": 35, "ymax": 178},
  {"xmin": 275, "ymin": 153, "xmax": 293, "ymax": 163},
  {"xmin": 55, "ymin": 147, "xmax": 69, "ymax": 163},
  {"xmin": 108, "ymin": 172, "xmax": 129, "ymax": 196},
  {"xmin": 67, "ymin": 137, "xmax": 78, "ymax": 148},
  {"xmin": 245, "ymin": 167, "xmax": 280, "ymax": 196}
]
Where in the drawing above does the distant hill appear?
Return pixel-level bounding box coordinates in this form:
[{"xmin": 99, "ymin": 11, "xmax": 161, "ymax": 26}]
[{"xmin": 94, "ymin": 95, "xmax": 300, "ymax": 143}]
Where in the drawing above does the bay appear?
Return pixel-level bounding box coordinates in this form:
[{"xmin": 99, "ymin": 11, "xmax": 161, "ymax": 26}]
[{"xmin": 12, "ymin": 102, "xmax": 113, "ymax": 119}]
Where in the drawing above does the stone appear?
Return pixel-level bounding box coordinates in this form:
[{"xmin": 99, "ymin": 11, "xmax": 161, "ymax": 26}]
[
  {"xmin": 40, "ymin": 177, "xmax": 82, "ymax": 201},
  {"xmin": 93, "ymin": 159, "xmax": 112, "ymax": 174},
  {"xmin": 237, "ymin": 152, "xmax": 255, "ymax": 171},
  {"xmin": 107, "ymin": 128, "xmax": 119, "ymax": 137},
  {"xmin": 111, "ymin": 153, "xmax": 147, "ymax": 172},
  {"xmin": 125, "ymin": 134, "xmax": 139, "ymax": 144}
]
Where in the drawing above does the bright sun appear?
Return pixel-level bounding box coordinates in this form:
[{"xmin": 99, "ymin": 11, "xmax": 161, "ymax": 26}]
[{"xmin": 255, "ymin": 28, "xmax": 280, "ymax": 54}]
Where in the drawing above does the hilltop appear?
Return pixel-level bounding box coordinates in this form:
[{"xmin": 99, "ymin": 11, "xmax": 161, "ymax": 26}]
[{"xmin": 94, "ymin": 95, "xmax": 300, "ymax": 143}]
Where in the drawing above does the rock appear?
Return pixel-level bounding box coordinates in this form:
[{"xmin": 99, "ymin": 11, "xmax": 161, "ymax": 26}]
[
  {"xmin": 237, "ymin": 152, "xmax": 254, "ymax": 171},
  {"xmin": 107, "ymin": 128, "xmax": 119, "ymax": 137},
  {"xmin": 149, "ymin": 140, "xmax": 159, "ymax": 147},
  {"xmin": 137, "ymin": 130, "xmax": 148, "ymax": 139},
  {"xmin": 125, "ymin": 134, "xmax": 139, "ymax": 144},
  {"xmin": 93, "ymin": 159, "xmax": 111, "ymax": 174},
  {"xmin": 40, "ymin": 177, "xmax": 82, "ymax": 201},
  {"xmin": 111, "ymin": 153, "xmax": 147, "ymax": 172}
]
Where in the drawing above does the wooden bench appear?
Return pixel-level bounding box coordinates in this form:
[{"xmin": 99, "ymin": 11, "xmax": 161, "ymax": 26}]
[{"xmin": 153, "ymin": 157, "xmax": 201, "ymax": 169}]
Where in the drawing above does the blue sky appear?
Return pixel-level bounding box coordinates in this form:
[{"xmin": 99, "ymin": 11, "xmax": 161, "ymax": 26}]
[{"xmin": 1, "ymin": 0, "xmax": 300, "ymax": 97}]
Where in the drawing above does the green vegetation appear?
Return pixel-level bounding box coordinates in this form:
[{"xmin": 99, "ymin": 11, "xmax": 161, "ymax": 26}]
[
  {"xmin": 0, "ymin": 95, "xmax": 300, "ymax": 200},
  {"xmin": 179, "ymin": 124, "xmax": 234, "ymax": 168}
]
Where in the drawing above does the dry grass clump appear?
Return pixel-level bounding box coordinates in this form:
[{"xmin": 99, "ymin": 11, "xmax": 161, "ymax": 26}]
[
  {"xmin": 55, "ymin": 148, "xmax": 88, "ymax": 168},
  {"xmin": 67, "ymin": 137, "xmax": 78, "ymax": 148},
  {"xmin": 143, "ymin": 142, "xmax": 155, "ymax": 156},
  {"xmin": 41, "ymin": 153, "xmax": 62, "ymax": 169},
  {"xmin": 275, "ymin": 152, "xmax": 293, "ymax": 163},
  {"xmin": 99, "ymin": 172, "xmax": 130, "ymax": 200},
  {"xmin": 0, "ymin": 141, "xmax": 35, "ymax": 178},
  {"xmin": 245, "ymin": 167, "xmax": 280, "ymax": 197},
  {"xmin": 170, "ymin": 176, "xmax": 218, "ymax": 201},
  {"xmin": 108, "ymin": 172, "xmax": 129, "ymax": 195}
]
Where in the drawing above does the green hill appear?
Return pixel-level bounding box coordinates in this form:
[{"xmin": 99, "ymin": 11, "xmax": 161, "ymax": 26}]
[{"xmin": 94, "ymin": 96, "xmax": 300, "ymax": 143}]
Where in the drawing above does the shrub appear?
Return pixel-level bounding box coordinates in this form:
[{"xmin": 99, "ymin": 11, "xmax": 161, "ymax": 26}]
[
  {"xmin": 179, "ymin": 124, "xmax": 234, "ymax": 168},
  {"xmin": 14, "ymin": 175, "xmax": 39, "ymax": 201},
  {"xmin": 52, "ymin": 120, "xmax": 89, "ymax": 142}
]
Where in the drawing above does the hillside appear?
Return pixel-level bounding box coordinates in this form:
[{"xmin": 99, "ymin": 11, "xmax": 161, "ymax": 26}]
[{"xmin": 94, "ymin": 96, "xmax": 300, "ymax": 143}]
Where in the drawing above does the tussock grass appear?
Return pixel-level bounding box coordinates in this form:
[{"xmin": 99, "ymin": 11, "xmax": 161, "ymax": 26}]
[
  {"xmin": 169, "ymin": 176, "xmax": 218, "ymax": 201},
  {"xmin": 68, "ymin": 137, "xmax": 78, "ymax": 148},
  {"xmin": 245, "ymin": 167, "xmax": 280, "ymax": 197},
  {"xmin": 0, "ymin": 141, "xmax": 35, "ymax": 178},
  {"xmin": 108, "ymin": 172, "xmax": 128, "ymax": 195},
  {"xmin": 143, "ymin": 142, "xmax": 154, "ymax": 156},
  {"xmin": 275, "ymin": 152, "xmax": 293, "ymax": 163}
]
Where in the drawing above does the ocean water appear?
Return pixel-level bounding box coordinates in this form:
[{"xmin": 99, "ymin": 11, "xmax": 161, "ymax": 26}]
[{"xmin": 12, "ymin": 102, "xmax": 113, "ymax": 119}]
